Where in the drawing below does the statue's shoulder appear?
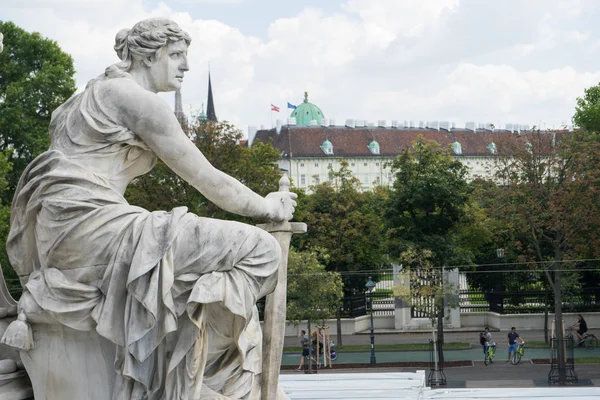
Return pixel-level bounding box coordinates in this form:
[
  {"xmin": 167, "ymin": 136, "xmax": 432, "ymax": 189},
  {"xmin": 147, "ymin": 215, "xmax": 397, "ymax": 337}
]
[
  {"xmin": 99, "ymin": 77, "xmax": 148, "ymax": 97},
  {"xmin": 95, "ymin": 78, "xmax": 169, "ymax": 118}
]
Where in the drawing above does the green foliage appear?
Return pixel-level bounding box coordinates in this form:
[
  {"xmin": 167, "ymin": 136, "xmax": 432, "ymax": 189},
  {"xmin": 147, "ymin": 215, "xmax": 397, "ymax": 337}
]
[
  {"xmin": 0, "ymin": 21, "xmax": 76, "ymax": 202},
  {"xmin": 386, "ymin": 136, "xmax": 472, "ymax": 266},
  {"xmin": 0, "ymin": 150, "xmax": 14, "ymax": 277},
  {"xmin": 125, "ymin": 120, "xmax": 281, "ymax": 221},
  {"xmin": 491, "ymin": 131, "xmax": 600, "ymax": 266},
  {"xmin": 573, "ymin": 83, "xmax": 600, "ymax": 140},
  {"xmin": 286, "ymin": 248, "xmax": 344, "ymax": 323},
  {"xmin": 393, "ymin": 247, "xmax": 459, "ymax": 327},
  {"xmin": 293, "ymin": 160, "xmax": 389, "ymax": 292}
]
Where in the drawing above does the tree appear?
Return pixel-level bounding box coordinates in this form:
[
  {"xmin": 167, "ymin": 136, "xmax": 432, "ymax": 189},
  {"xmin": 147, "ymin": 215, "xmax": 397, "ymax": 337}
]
[
  {"xmin": 125, "ymin": 120, "xmax": 282, "ymax": 221},
  {"xmin": 386, "ymin": 137, "xmax": 472, "ymax": 267},
  {"xmin": 286, "ymin": 248, "xmax": 344, "ymax": 324},
  {"xmin": 491, "ymin": 129, "xmax": 600, "ymax": 383},
  {"xmin": 286, "ymin": 248, "xmax": 343, "ymax": 370},
  {"xmin": 386, "ymin": 136, "xmax": 471, "ymax": 345},
  {"xmin": 293, "ymin": 161, "xmax": 389, "ymax": 292},
  {"xmin": 0, "ymin": 21, "xmax": 76, "ymax": 202},
  {"xmin": 0, "ymin": 150, "xmax": 13, "ymax": 280},
  {"xmin": 573, "ymin": 83, "xmax": 600, "ymax": 140}
]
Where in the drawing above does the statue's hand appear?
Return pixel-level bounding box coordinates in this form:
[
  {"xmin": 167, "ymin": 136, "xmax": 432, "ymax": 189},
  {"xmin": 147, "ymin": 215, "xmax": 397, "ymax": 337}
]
[{"xmin": 265, "ymin": 191, "xmax": 297, "ymax": 222}]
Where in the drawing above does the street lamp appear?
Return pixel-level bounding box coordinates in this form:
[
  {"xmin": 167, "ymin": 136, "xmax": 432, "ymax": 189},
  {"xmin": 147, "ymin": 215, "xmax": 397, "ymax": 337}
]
[
  {"xmin": 365, "ymin": 276, "xmax": 376, "ymax": 364},
  {"xmin": 496, "ymin": 248, "xmax": 505, "ymax": 260}
]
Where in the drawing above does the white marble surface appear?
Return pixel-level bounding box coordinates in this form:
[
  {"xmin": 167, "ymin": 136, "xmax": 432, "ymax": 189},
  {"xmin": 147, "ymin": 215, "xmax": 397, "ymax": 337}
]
[
  {"xmin": 279, "ymin": 371, "xmax": 427, "ymax": 399},
  {"xmin": 279, "ymin": 372, "xmax": 600, "ymax": 400}
]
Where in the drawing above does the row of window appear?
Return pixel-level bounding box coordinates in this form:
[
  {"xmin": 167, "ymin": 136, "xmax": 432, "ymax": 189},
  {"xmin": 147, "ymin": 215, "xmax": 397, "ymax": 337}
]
[
  {"xmin": 299, "ymin": 174, "xmax": 392, "ymax": 186},
  {"xmin": 298, "ymin": 160, "xmax": 488, "ymax": 168},
  {"xmin": 299, "ymin": 162, "xmax": 381, "ymax": 168}
]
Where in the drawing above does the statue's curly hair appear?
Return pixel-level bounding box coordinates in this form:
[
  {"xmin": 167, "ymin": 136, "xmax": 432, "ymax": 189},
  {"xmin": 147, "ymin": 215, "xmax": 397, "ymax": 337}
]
[{"xmin": 103, "ymin": 18, "xmax": 191, "ymax": 80}]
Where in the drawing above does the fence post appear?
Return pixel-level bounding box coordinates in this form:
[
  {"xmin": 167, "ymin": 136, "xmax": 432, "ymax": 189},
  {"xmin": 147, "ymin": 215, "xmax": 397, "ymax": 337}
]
[
  {"xmin": 393, "ymin": 264, "xmax": 411, "ymax": 330},
  {"xmin": 446, "ymin": 268, "xmax": 461, "ymax": 328}
]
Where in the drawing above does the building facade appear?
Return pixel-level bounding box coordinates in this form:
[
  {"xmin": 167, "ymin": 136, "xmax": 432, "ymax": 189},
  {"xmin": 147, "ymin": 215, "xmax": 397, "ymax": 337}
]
[{"xmin": 250, "ymin": 95, "xmax": 570, "ymax": 192}]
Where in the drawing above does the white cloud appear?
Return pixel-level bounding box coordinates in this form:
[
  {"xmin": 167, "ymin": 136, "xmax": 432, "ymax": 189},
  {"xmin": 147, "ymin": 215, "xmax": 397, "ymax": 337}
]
[{"xmin": 2, "ymin": 0, "xmax": 600, "ymax": 134}]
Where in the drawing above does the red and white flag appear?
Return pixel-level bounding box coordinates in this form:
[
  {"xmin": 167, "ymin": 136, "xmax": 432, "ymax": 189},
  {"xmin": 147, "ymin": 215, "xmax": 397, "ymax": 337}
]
[{"xmin": 271, "ymin": 104, "xmax": 280, "ymax": 112}]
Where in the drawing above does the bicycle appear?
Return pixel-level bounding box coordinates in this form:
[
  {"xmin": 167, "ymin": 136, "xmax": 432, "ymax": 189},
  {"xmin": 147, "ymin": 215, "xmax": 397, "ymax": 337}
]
[
  {"xmin": 511, "ymin": 342, "xmax": 525, "ymax": 365},
  {"xmin": 576, "ymin": 333, "xmax": 598, "ymax": 348},
  {"xmin": 484, "ymin": 342, "xmax": 496, "ymax": 365},
  {"xmin": 310, "ymin": 340, "xmax": 338, "ymax": 367}
]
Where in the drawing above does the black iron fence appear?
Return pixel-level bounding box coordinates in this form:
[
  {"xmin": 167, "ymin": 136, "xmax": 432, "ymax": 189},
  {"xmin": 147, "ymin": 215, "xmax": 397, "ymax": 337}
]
[
  {"xmin": 339, "ymin": 270, "xmax": 395, "ymax": 318},
  {"xmin": 460, "ymin": 270, "xmax": 600, "ymax": 314},
  {"xmin": 548, "ymin": 334, "xmax": 578, "ymax": 384}
]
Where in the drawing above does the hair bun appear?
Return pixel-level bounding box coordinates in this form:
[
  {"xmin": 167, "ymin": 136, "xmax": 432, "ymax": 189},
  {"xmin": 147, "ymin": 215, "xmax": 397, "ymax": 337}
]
[{"xmin": 114, "ymin": 28, "xmax": 130, "ymax": 60}]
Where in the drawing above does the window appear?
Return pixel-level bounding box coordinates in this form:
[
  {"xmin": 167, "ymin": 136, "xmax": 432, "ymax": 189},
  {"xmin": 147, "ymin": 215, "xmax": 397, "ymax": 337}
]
[
  {"xmin": 300, "ymin": 174, "xmax": 306, "ymax": 185},
  {"xmin": 328, "ymin": 163, "xmax": 333, "ymax": 167},
  {"xmin": 314, "ymin": 175, "xmax": 320, "ymax": 184},
  {"xmin": 351, "ymin": 163, "xmax": 355, "ymax": 167},
  {"xmin": 300, "ymin": 163, "xmax": 304, "ymax": 167},
  {"xmin": 375, "ymin": 176, "xmax": 381, "ymax": 183},
  {"xmin": 364, "ymin": 163, "xmax": 368, "ymax": 167},
  {"xmin": 314, "ymin": 163, "xmax": 319, "ymax": 167},
  {"xmin": 376, "ymin": 162, "xmax": 380, "ymax": 167}
]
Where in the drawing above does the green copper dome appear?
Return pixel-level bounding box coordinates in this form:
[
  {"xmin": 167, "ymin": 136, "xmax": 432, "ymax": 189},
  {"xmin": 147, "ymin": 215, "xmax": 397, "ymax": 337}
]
[
  {"xmin": 452, "ymin": 141, "xmax": 462, "ymax": 155},
  {"xmin": 197, "ymin": 103, "xmax": 207, "ymax": 122},
  {"xmin": 368, "ymin": 140, "xmax": 380, "ymax": 155},
  {"xmin": 291, "ymin": 92, "xmax": 324, "ymax": 126},
  {"xmin": 320, "ymin": 139, "xmax": 333, "ymax": 155}
]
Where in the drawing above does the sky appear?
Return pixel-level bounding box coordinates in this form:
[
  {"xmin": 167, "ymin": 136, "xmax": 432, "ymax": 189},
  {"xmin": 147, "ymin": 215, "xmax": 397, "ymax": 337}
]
[{"xmin": 2, "ymin": 0, "xmax": 600, "ymax": 136}]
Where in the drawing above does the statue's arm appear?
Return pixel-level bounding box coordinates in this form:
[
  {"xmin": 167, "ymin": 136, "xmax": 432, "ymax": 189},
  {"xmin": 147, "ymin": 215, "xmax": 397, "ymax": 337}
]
[{"xmin": 109, "ymin": 80, "xmax": 295, "ymax": 221}]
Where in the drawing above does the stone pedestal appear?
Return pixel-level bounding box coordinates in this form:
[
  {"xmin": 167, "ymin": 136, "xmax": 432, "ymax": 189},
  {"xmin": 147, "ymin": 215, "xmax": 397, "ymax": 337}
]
[{"xmin": 20, "ymin": 324, "xmax": 114, "ymax": 400}]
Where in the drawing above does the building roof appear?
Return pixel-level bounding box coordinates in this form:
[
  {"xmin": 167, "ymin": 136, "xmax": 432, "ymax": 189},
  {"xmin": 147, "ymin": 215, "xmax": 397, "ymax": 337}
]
[
  {"xmin": 252, "ymin": 125, "xmax": 569, "ymax": 158},
  {"xmin": 290, "ymin": 92, "xmax": 324, "ymax": 126}
]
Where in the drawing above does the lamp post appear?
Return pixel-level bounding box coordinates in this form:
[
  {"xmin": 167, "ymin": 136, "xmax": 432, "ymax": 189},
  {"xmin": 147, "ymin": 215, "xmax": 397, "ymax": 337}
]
[
  {"xmin": 365, "ymin": 276, "xmax": 376, "ymax": 364},
  {"xmin": 496, "ymin": 248, "xmax": 505, "ymax": 260}
]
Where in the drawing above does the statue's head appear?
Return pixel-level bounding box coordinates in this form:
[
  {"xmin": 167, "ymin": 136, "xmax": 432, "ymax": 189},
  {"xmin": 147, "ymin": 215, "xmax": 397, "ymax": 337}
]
[{"xmin": 106, "ymin": 18, "xmax": 192, "ymax": 92}]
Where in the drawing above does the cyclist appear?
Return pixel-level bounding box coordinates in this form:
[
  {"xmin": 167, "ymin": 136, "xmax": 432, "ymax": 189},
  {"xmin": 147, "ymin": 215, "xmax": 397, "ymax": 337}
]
[
  {"xmin": 507, "ymin": 327, "xmax": 524, "ymax": 362},
  {"xmin": 572, "ymin": 314, "xmax": 588, "ymax": 345},
  {"xmin": 480, "ymin": 326, "xmax": 492, "ymax": 355}
]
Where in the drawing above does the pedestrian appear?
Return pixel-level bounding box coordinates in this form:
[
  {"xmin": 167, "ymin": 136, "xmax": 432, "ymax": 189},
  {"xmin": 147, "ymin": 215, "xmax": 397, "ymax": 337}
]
[{"xmin": 296, "ymin": 330, "xmax": 310, "ymax": 371}]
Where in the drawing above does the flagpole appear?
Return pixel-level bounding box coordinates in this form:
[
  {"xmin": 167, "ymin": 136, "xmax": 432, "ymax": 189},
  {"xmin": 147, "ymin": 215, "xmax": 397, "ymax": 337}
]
[{"xmin": 271, "ymin": 109, "xmax": 273, "ymax": 129}]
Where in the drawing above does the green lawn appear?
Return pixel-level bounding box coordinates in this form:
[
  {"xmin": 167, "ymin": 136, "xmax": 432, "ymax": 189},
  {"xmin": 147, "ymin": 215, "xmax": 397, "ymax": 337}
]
[
  {"xmin": 524, "ymin": 341, "xmax": 551, "ymax": 348},
  {"xmin": 283, "ymin": 342, "xmax": 470, "ymax": 353},
  {"xmin": 575, "ymin": 357, "xmax": 600, "ymax": 364}
]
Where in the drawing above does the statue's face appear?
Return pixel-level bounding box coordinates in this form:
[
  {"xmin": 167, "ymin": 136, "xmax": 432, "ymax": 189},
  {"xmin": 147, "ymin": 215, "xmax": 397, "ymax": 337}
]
[{"xmin": 147, "ymin": 39, "xmax": 189, "ymax": 92}]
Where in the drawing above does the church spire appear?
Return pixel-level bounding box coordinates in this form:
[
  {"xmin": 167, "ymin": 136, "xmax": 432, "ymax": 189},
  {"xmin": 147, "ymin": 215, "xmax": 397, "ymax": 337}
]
[
  {"xmin": 206, "ymin": 71, "xmax": 217, "ymax": 122},
  {"xmin": 174, "ymin": 88, "xmax": 185, "ymax": 125}
]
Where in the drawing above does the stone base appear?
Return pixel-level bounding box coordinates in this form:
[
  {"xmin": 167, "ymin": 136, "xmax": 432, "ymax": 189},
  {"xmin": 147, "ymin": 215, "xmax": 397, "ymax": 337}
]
[{"xmin": 0, "ymin": 370, "xmax": 33, "ymax": 400}]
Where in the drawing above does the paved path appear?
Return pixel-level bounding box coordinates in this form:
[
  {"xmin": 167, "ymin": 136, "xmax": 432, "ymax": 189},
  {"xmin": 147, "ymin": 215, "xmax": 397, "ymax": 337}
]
[
  {"xmin": 282, "ymin": 345, "xmax": 600, "ymax": 365},
  {"xmin": 282, "ymin": 328, "xmax": 600, "ymax": 388},
  {"xmin": 284, "ymin": 328, "xmax": 582, "ymax": 348},
  {"xmin": 282, "ymin": 363, "xmax": 600, "ymax": 389}
]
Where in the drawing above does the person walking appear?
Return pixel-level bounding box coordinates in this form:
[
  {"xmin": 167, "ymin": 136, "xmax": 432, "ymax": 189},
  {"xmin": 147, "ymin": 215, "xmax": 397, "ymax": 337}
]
[{"xmin": 296, "ymin": 330, "xmax": 310, "ymax": 371}]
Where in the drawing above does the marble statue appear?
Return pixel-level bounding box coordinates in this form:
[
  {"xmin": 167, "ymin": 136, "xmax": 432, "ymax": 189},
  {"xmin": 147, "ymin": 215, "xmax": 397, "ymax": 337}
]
[{"xmin": 1, "ymin": 18, "xmax": 298, "ymax": 400}]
